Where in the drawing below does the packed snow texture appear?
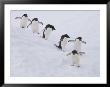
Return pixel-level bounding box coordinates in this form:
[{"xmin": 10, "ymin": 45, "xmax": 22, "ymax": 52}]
[{"xmin": 10, "ymin": 10, "xmax": 100, "ymax": 77}]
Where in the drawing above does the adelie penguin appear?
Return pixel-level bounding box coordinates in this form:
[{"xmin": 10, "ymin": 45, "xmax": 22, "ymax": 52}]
[
  {"xmin": 42, "ymin": 24, "xmax": 56, "ymax": 40},
  {"xmin": 66, "ymin": 50, "xmax": 80, "ymax": 67},
  {"xmin": 55, "ymin": 34, "xmax": 70, "ymax": 51},
  {"xmin": 27, "ymin": 18, "xmax": 43, "ymax": 34},
  {"xmin": 68, "ymin": 37, "xmax": 86, "ymax": 55},
  {"xmin": 15, "ymin": 14, "xmax": 31, "ymax": 28}
]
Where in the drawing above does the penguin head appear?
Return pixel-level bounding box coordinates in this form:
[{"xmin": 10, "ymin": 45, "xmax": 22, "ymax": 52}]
[
  {"xmin": 72, "ymin": 50, "xmax": 78, "ymax": 55},
  {"xmin": 63, "ymin": 34, "xmax": 70, "ymax": 38},
  {"xmin": 32, "ymin": 18, "xmax": 38, "ymax": 21},
  {"xmin": 45, "ymin": 24, "xmax": 56, "ymax": 31},
  {"xmin": 22, "ymin": 14, "xmax": 28, "ymax": 17},
  {"xmin": 51, "ymin": 25, "xmax": 56, "ymax": 31},
  {"xmin": 60, "ymin": 34, "xmax": 70, "ymax": 41},
  {"xmin": 76, "ymin": 37, "xmax": 82, "ymax": 41},
  {"xmin": 45, "ymin": 24, "xmax": 51, "ymax": 29}
]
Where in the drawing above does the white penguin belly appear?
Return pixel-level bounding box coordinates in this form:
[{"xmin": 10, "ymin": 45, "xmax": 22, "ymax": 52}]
[
  {"xmin": 61, "ymin": 37, "xmax": 68, "ymax": 49},
  {"xmin": 74, "ymin": 41, "xmax": 81, "ymax": 52},
  {"xmin": 31, "ymin": 22, "xmax": 39, "ymax": 33},
  {"xmin": 44, "ymin": 28, "xmax": 52, "ymax": 39},
  {"xmin": 71, "ymin": 54, "xmax": 80, "ymax": 66},
  {"xmin": 20, "ymin": 17, "xmax": 28, "ymax": 28}
]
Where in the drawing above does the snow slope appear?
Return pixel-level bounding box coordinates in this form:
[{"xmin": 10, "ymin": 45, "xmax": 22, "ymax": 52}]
[{"xmin": 10, "ymin": 10, "xmax": 100, "ymax": 77}]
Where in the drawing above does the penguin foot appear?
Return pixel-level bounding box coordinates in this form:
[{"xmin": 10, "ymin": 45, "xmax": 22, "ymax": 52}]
[
  {"xmin": 71, "ymin": 64, "xmax": 75, "ymax": 66},
  {"xmin": 77, "ymin": 65, "xmax": 80, "ymax": 67},
  {"xmin": 22, "ymin": 27, "xmax": 25, "ymax": 28}
]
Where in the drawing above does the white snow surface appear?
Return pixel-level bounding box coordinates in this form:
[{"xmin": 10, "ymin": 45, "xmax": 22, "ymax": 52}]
[{"xmin": 10, "ymin": 10, "xmax": 100, "ymax": 77}]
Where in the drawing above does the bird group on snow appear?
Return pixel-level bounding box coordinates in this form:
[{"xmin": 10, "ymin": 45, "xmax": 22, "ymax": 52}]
[{"xmin": 15, "ymin": 14, "xmax": 86, "ymax": 67}]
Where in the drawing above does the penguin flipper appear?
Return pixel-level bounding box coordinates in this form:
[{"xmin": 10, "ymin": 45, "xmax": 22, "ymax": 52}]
[
  {"xmin": 54, "ymin": 44, "xmax": 62, "ymax": 50},
  {"xmin": 68, "ymin": 40, "xmax": 75, "ymax": 42},
  {"xmin": 38, "ymin": 21, "xmax": 43, "ymax": 25},
  {"xmin": 28, "ymin": 18, "xmax": 32, "ymax": 23},
  {"xmin": 79, "ymin": 52, "xmax": 85, "ymax": 55},
  {"xmin": 82, "ymin": 41, "xmax": 86, "ymax": 44},
  {"xmin": 15, "ymin": 17, "xmax": 22, "ymax": 19},
  {"xmin": 42, "ymin": 29, "xmax": 45, "ymax": 38},
  {"xmin": 27, "ymin": 22, "xmax": 32, "ymax": 28},
  {"xmin": 66, "ymin": 52, "xmax": 72, "ymax": 56}
]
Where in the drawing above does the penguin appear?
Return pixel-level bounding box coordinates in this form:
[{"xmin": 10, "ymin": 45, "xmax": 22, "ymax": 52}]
[
  {"xmin": 15, "ymin": 14, "xmax": 31, "ymax": 28},
  {"xmin": 27, "ymin": 18, "xmax": 43, "ymax": 34},
  {"xmin": 55, "ymin": 34, "xmax": 70, "ymax": 51},
  {"xmin": 66, "ymin": 50, "xmax": 80, "ymax": 67},
  {"xmin": 68, "ymin": 37, "xmax": 86, "ymax": 55},
  {"xmin": 42, "ymin": 24, "xmax": 56, "ymax": 40}
]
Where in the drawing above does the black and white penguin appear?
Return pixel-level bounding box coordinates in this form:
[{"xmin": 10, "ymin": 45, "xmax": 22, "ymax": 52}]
[
  {"xmin": 66, "ymin": 50, "xmax": 80, "ymax": 67},
  {"xmin": 68, "ymin": 37, "xmax": 86, "ymax": 55},
  {"xmin": 15, "ymin": 14, "xmax": 31, "ymax": 28},
  {"xmin": 55, "ymin": 34, "xmax": 70, "ymax": 51},
  {"xmin": 42, "ymin": 24, "xmax": 56, "ymax": 40},
  {"xmin": 27, "ymin": 18, "xmax": 43, "ymax": 34}
]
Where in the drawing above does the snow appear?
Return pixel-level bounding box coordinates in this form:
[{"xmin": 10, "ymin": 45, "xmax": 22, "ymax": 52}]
[{"xmin": 10, "ymin": 10, "xmax": 100, "ymax": 77}]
